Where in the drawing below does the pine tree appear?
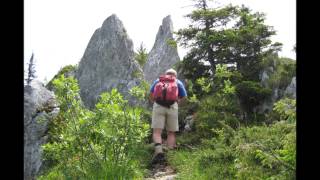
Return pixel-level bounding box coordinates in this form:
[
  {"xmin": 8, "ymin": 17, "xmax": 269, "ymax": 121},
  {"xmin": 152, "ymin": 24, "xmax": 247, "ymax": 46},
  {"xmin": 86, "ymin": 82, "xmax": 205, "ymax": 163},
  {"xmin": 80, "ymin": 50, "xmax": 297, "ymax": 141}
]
[
  {"xmin": 134, "ymin": 42, "xmax": 148, "ymax": 67},
  {"xmin": 25, "ymin": 53, "xmax": 37, "ymax": 86},
  {"xmin": 176, "ymin": 0, "xmax": 282, "ymax": 81}
]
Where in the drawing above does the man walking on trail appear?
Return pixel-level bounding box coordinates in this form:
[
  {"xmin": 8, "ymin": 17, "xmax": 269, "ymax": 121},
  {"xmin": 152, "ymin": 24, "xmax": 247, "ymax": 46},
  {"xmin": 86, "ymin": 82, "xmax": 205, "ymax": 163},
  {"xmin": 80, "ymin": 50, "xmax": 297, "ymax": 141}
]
[{"xmin": 149, "ymin": 68, "xmax": 187, "ymax": 161}]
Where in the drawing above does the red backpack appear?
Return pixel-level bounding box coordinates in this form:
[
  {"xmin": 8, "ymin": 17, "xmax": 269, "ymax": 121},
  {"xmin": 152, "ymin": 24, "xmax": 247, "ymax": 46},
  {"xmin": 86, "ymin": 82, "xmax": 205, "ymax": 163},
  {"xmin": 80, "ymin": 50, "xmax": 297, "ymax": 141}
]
[{"xmin": 153, "ymin": 74, "xmax": 178, "ymax": 107}]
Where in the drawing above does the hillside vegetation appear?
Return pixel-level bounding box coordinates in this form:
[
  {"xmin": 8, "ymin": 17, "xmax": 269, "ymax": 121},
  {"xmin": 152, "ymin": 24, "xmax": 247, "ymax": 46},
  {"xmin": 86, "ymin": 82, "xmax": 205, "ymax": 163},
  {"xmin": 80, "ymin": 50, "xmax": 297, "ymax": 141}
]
[{"xmin": 38, "ymin": 0, "xmax": 296, "ymax": 179}]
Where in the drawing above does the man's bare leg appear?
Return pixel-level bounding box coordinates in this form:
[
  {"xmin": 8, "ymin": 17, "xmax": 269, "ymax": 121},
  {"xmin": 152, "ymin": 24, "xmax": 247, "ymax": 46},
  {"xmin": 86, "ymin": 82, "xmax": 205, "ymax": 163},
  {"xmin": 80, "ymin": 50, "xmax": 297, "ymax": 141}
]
[{"xmin": 167, "ymin": 131, "xmax": 176, "ymax": 149}]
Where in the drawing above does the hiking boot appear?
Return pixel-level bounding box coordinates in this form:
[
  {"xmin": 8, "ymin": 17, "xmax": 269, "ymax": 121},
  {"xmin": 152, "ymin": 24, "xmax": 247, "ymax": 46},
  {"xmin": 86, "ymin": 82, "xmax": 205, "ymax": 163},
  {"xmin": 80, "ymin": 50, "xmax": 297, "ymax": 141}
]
[
  {"xmin": 152, "ymin": 144, "xmax": 165, "ymax": 164},
  {"xmin": 152, "ymin": 151, "xmax": 165, "ymax": 162},
  {"xmin": 152, "ymin": 152, "xmax": 165, "ymax": 165}
]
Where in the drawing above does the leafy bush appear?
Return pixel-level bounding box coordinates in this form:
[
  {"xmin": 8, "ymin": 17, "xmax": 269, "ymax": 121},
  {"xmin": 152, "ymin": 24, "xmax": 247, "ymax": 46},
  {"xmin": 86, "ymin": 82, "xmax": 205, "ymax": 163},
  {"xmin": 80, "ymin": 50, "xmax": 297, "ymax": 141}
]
[
  {"xmin": 177, "ymin": 99, "xmax": 199, "ymax": 132},
  {"xmin": 195, "ymin": 93, "xmax": 240, "ymax": 138},
  {"xmin": 272, "ymin": 98, "xmax": 296, "ymax": 123},
  {"xmin": 235, "ymin": 81, "xmax": 272, "ymax": 123},
  {"xmin": 166, "ymin": 38, "xmax": 178, "ymax": 49},
  {"xmin": 194, "ymin": 65, "xmax": 241, "ymax": 138},
  {"xmin": 46, "ymin": 64, "xmax": 77, "ymax": 90},
  {"xmin": 233, "ymin": 121, "xmax": 296, "ymax": 179},
  {"xmin": 189, "ymin": 64, "xmax": 242, "ymax": 100},
  {"xmin": 39, "ymin": 75, "xmax": 150, "ymax": 179},
  {"xmin": 129, "ymin": 80, "xmax": 150, "ymax": 103},
  {"xmin": 265, "ymin": 97, "xmax": 296, "ymax": 125}
]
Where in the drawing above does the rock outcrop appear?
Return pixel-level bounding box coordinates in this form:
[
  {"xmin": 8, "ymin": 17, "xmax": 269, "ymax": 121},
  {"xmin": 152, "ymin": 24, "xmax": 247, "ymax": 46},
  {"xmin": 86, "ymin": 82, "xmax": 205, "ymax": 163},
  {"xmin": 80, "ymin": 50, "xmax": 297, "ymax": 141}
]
[
  {"xmin": 256, "ymin": 64, "xmax": 296, "ymax": 113},
  {"xmin": 183, "ymin": 115, "xmax": 195, "ymax": 132},
  {"xmin": 24, "ymin": 80, "xmax": 59, "ymax": 180},
  {"xmin": 143, "ymin": 15, "xmax": 180, "ymax": 84},
  {"xmin": 76, "ymin": 14, "xmax": 143, "ymax": 108},
  {"xmin": 260, "ymin": 67, "xmax": 273, "ymax": 87},
  {"xmin": 284, "ymin": 76, "xmax": 296, "ymax": 98}
]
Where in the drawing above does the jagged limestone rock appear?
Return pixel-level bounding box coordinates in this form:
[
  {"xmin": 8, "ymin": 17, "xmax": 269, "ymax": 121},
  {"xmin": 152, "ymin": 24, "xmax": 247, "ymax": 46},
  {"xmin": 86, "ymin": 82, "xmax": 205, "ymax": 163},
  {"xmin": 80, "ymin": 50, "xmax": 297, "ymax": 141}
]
[
  {"xmin": 183, "ymin": 115, "xmax": 194, "ymax": 132},
  {"xmin": 284, "ymin": 76, "xmax": 296, "ymax": 98},
  {"xmin": 76, "ymin": 14, "xmax": 143, "ymax": 108},
  {"xmin": 260, "ymin": 67, "xmax": 274, "ymax": 88},
  {"xmin": 24, "ymin": 80, "xmax": 59, "ymax": 180},
  {"xmin": 143, "ymin": 15, "xmax": 180, "ymax": 84},
  {"xmin": 256, "ymin": 63, "xmax": 295, "ymax": 113}
]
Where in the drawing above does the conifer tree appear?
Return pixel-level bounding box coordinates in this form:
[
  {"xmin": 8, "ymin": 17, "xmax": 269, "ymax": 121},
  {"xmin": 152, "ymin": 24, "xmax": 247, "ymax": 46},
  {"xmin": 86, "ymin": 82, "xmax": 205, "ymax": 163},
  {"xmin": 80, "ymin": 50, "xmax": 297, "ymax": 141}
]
[
  {"xmin": 177, "ymin": 0, "xmax": 282, "ymax": 81},
  {"xmin": 25, "ymin": 53, "xmax": 37, "ymax": 86}
]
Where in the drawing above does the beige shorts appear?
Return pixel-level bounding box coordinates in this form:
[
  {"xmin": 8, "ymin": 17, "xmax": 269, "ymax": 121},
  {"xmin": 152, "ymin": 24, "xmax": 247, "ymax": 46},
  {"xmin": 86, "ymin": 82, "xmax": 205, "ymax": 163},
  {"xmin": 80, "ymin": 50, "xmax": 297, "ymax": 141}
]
[{"xmin": 151, "ymin": 102, "xmax": 179, "ymax": 132}]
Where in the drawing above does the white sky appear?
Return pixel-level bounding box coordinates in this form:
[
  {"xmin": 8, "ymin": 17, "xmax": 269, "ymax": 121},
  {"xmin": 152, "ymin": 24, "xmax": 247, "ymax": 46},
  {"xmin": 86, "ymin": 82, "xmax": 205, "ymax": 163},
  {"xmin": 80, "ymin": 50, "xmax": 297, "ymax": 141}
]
[{"xmin": 24, "ymin": 0, "xmax": 296, "ymax": 82}]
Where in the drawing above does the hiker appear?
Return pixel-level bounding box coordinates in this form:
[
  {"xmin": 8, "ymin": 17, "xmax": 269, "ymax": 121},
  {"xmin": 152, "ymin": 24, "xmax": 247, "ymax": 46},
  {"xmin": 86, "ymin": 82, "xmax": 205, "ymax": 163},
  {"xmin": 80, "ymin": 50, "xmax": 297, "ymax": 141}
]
[{"xmin": 149, "ymin": 68, "xmax": 187, "ymax": 160}]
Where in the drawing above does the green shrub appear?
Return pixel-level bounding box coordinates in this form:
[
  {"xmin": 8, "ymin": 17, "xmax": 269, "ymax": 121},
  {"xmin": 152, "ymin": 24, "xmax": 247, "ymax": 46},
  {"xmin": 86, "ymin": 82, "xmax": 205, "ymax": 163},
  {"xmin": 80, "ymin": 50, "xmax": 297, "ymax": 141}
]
[
  {"xmin": 40, "ymin": 75, "xmax": 150, "ymax": 179},
  {"xmin": 266, "ymin": 97, "xmax": 296, "ymax": 124},
  {"xmin": 168, "ymin": 121, "xmax": 295, "ymax": 180},
  {"xmin": 194, "ymin": 90, "xmax": 240, "ymax": 138},
  {"xmin": 166, "ymin": 38, "xmax": 178, "ymax": 49},
  {"xmin": 131, "ymin": 70, "xmax": 144, "ymax": 78},
  {"xmin": 235, "ymin": 81, "xmax": 272, "ymax": 122},
  {"xmin": 193, "ymin": 65, "xmax": 242, "ymax": 138},
  {"xmin": 233, "ymin": 121, "xmax": 296, "ymax": 179},
  {"xmin": 46, "ymin": 64, "xmax": 77, "ymax": 90}
]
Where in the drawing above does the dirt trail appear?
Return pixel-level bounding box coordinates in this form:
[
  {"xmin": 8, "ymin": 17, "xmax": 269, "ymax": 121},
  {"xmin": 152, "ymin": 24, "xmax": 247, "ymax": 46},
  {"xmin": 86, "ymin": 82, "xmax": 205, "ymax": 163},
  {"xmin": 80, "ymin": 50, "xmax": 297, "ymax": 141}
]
[
  {"xmin": 145, "ymin": 154, "xmax": 177, "ymax": 180},
  {"xmin": 145, "ymin": 163, "xmax": 176, "ymax": 180}
]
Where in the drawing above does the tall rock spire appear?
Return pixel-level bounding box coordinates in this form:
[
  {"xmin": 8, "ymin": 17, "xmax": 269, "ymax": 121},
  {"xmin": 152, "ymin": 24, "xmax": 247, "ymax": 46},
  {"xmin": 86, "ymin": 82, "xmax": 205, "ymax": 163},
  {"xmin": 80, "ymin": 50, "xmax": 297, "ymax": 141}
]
[
  {"xmin": 143, "ymin": 15, "xmax": 180, "ymax": 83},
  {"xmin": 77, "ymin": 14, "xmax": 143, "ymax": 108}
]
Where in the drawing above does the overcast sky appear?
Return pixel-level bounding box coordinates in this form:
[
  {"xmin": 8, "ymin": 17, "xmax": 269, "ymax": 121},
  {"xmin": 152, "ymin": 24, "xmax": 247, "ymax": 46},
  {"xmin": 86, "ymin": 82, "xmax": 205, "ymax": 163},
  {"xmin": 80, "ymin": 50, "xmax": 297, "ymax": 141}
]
[{"xmin": 24, "ymin": 0, "xmax": 296, "ymax": 82}]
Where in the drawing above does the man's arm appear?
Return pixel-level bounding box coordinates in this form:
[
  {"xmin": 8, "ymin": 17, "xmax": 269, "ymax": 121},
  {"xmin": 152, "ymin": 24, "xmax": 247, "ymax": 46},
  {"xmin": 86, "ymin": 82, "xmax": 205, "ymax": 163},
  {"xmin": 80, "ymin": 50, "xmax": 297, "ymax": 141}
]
[
  {"xmin": 177, "ymin": 79, "xmax": 187, "ymax": 106},
  {"xmin": 149, "ymin": 79, "xmax": 158, "ymax": 104}
]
